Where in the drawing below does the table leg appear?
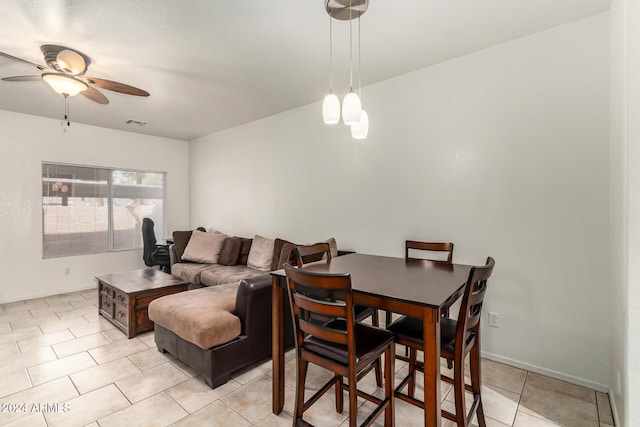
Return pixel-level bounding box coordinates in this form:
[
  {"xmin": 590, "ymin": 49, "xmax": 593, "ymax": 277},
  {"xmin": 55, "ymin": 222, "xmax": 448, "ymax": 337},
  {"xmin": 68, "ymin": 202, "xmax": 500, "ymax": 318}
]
[
  {"xmin": 423, "ymin": 309, "xmax": 441, "ymax": 427},
  {"xmin": 272, "ymin": 276, "xmax": 285, "ymax": 414}
]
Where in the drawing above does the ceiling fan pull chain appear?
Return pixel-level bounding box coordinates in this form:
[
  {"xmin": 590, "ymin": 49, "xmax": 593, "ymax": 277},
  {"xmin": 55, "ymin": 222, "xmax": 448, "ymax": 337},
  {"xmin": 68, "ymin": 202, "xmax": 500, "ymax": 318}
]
[{"xmin": 64, "ymin": 95, "xmax": 70, "ymax": 127}]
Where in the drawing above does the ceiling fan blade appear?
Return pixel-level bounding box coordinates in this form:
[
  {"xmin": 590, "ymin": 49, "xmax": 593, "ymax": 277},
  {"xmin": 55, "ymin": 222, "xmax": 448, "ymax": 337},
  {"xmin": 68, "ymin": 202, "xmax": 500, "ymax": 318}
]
[
  {"xmin": 0, "ymin": 51, "xmax": 47, "ymax": 71},
  {"xmin": 85, "ymin": 77, "xmax": 149, "ymax": 97},
  {"xmin": 80, "ymin": 85, "xmax": 109, "ymax": 104},
  {"xmin": 1, "ymin": 75, "xmax": 42, "ymax": 82}
]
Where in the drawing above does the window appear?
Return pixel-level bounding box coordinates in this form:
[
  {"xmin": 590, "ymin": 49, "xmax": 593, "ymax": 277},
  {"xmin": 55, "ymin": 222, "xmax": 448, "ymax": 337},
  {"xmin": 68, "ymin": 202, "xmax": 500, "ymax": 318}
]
[{"xmin": 42, "ymin": 163, "xmax": 165, "ymax": 258}]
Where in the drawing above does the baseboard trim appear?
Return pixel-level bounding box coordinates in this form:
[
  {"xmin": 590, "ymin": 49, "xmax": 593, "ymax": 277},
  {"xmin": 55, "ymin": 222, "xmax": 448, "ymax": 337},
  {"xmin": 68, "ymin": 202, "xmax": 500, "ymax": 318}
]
[
  {"xmin": 608, "ymin": 391, "xmax": 621, "ymax": 427},
  {"xmin": 481, "ymin": 351, "xmax": 610, "ymax": 393}
]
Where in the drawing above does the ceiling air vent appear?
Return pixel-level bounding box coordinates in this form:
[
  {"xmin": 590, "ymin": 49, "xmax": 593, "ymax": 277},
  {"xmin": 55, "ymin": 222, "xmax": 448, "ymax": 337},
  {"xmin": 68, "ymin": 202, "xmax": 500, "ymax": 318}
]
[{"xmin": 125, "ymin": 119, "xmax": 147, "ymax": 126}]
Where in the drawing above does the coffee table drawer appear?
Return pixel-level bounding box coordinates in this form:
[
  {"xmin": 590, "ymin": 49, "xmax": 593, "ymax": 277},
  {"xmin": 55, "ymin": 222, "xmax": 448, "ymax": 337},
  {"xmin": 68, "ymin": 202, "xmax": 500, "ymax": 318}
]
[
  {"xmin": 114, "ymin": 291, "xmax": 129, "ymax": 305},
  {"xmin": 113, "ymin": 303, "xmax": 129, "ymax": 329}
]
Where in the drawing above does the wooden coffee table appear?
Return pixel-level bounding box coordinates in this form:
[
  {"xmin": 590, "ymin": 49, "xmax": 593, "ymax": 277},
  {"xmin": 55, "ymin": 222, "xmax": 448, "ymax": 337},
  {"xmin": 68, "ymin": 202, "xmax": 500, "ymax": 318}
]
[{"xmin": 96, "ymin": 269, "xmax": 189, "ymax": 338}]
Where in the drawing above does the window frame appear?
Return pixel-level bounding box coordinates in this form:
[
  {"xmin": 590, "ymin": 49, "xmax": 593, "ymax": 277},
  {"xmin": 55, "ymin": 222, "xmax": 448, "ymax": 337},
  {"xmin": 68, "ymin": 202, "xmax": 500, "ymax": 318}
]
[{"xmin": 42, "ymin": 161, "xmax": 167, "ymax": 259}]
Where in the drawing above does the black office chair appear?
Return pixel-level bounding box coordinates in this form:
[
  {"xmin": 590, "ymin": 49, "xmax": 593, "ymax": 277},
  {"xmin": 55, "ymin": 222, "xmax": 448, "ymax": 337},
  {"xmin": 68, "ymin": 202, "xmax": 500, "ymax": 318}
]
[{"xmin": 142, "ymin": 218, "xmax": 171, "ymax": 273}]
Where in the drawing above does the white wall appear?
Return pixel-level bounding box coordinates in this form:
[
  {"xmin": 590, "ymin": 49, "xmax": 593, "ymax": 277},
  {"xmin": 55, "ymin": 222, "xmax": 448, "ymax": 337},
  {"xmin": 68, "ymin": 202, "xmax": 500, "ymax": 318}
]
[
  {"xmin": 190, "ymin": 14, "xmax": 611, "ymax": 388},
  {"xmin": 609, "ymin": 0, "xmax": 627, "ymax": 423},
  {"xmin": 0, "ymin": 110, "xmax": 190, "ymax": 303}
]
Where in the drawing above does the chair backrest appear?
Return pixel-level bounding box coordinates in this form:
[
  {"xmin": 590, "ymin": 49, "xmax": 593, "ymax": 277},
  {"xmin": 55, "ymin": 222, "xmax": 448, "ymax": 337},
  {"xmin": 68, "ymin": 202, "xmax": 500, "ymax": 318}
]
[
  {"xmin": 142, "ymin": 218, "xmax": 158, "ymax": 266},
  {"xmin": 455, "ymin": 257, "xmax": 495, "ymax": 353},
  {"xmin": 294, "ymin": 243, "xmax": 332, "ymax": 268},
  {"xmin": 405, "ymin": 240, "xmax": 454, "ymax": 263},
  {"xmin": 284, "ymin": 264, "xmax": 356, "ymax": 359}
]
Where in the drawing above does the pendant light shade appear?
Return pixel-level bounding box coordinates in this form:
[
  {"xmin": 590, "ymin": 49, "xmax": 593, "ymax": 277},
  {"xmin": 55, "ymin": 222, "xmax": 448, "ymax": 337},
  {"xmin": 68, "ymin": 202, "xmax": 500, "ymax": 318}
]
[
  {"xmin": 342, "ymin": 91, "xmax": 362, "ymax": 125},
  {"xmin": 351, "ymin": 109, "xmax": 369, "ymax": 139},
  {"xmin": 322, "ymin": 92, "xmax": 340, "ymax": 124}
]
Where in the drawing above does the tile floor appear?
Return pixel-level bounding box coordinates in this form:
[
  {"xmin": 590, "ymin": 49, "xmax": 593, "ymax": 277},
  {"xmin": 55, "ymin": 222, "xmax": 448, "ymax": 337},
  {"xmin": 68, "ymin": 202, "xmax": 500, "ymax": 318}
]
[{"xmin": 0, "ymin": 289, "xmax": 615, "ymax": 427}]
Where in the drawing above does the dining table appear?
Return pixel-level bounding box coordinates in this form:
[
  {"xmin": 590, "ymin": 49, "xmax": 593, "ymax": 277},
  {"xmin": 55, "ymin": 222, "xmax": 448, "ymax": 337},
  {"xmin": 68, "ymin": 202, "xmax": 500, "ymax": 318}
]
[{"xmin": 270, "ymin": 252, "xmax": 472, "ymax": 427}]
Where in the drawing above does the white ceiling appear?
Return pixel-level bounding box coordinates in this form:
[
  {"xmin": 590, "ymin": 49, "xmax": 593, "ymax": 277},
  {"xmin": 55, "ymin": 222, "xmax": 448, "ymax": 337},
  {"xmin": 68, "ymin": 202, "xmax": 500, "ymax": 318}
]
[{"xmin": 0, "ymin": 0, "xmax": 611, "ymax": 141}]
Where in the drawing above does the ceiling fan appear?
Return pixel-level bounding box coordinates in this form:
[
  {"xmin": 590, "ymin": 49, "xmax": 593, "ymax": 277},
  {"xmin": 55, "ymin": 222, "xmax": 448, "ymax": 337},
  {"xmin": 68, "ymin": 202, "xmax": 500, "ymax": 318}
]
[{"xmin": 0, "ymin": 44, "xmax": 149, "ymax": 105}]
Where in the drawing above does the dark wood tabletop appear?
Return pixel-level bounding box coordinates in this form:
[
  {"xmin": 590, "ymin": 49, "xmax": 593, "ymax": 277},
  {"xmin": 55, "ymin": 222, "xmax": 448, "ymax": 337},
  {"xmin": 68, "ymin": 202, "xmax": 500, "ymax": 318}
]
[{"xmin": 95, "ymin": 268, "xmax": 188, "ymax": 295}]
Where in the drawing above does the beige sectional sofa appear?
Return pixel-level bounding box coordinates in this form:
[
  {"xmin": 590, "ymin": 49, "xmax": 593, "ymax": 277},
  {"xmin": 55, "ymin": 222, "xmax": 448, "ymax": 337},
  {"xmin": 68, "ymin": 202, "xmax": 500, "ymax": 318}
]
[{"xmin": 149, "ymin": 229, "xmax": 336, "ymax": 388}]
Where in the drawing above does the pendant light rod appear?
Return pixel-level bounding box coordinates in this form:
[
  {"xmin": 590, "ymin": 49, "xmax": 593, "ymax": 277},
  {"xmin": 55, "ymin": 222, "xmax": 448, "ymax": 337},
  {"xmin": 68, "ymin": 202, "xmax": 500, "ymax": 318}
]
[
  {"xmin": 329, "ymin": 14, "xmax": 334, "ymax": 92},
  {"xmin": 357, "ymin": 16, "xmax": 361, "ymax": 98}
]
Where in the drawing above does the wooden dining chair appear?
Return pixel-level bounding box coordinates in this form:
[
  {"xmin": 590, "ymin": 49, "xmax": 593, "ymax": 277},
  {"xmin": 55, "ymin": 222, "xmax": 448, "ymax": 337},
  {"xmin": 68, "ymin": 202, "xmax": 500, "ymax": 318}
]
[
  {"xmin": 284, "ymin": 264, "xmax": 395, "ymax": 427},
  {"xmin": 294, "ymin": 243, "xmax": 383, "ymax": 386},
  {"xmin": 385, "ymin": 241, "xmax": 455, "ymax": 327},
  {"xmin": 387, "ymin": 257, "xmax": 495, "ymax": 427}
]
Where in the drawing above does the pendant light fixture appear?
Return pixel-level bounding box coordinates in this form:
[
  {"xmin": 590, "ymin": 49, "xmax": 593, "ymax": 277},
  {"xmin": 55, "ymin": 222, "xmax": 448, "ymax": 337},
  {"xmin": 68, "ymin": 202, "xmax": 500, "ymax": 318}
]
[
  {"xmin": 351, "ymin": 16, "xmax": 369, "ymax": 139},
  {"xmin": 322, "ymin": 15, "xmax": 340, "ymax": 124},
  {"xmin": 323, "ymin": 0, "xmax": 369, "ymax": 138}
]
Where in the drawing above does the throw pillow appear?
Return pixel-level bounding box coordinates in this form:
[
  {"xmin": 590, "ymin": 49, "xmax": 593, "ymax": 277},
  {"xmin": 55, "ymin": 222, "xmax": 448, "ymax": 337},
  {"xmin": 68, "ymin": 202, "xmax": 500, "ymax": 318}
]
[
  {"xmin": 182, "ymin": 230, "xmax": 229, "ymax": 264},
  {"xmin": 172, "ymin": 230, "xmax": 193, "ymax": 261},
  {"xmin": 218, "ymin": 237, "xmax": 243, "ymax": 266},
  {"xmin": 276, "ymin": 242, "xmax": 298, "ymax": 270},
  {"xmin": 247, "ymin": 235, "xmax": 275, "ymax": 271},
  {"xmin": 237, "ymin": 238, "xmax": 253, "ymax": 265},
  {"xmin": 272, "ymin": 238, "xmax": 296, "ymax": 271}
]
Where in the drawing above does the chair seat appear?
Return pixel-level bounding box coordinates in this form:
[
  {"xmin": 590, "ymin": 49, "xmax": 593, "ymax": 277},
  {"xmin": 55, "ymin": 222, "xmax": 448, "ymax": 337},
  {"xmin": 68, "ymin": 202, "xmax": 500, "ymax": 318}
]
[
  {"xmin": 387, "ymin": 315, "xmax": 460, "ymax": 353},
  {"xmin": 305, "ymin": 319, "xmax": 394, "ymax": 366}
]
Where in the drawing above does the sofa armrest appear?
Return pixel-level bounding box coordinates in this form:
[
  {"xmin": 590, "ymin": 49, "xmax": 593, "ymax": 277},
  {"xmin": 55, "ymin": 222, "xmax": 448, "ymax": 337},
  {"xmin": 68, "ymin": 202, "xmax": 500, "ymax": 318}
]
[{"xmin": 235, "ymin": 274, "xmax": 272, "ymax": 336}]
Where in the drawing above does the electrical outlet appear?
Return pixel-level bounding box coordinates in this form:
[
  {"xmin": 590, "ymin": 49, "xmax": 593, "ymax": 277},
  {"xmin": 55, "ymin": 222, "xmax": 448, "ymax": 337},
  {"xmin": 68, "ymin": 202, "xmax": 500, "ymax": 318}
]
[
  {"xmin": 488, "ymin": 312, "xmax": 499, "ymax": 328},
  {"xmin": 65, "ymin": 268, "xmax": 71, "ymax": 275}
]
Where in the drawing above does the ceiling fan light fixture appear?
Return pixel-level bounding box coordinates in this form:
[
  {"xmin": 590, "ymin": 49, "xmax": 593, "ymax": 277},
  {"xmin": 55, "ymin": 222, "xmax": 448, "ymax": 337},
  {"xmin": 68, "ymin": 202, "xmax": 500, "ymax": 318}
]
[
  {"xmin": 42, "ymin": 72, "xmax": 88, "ymax": 97},
  {"xmin": 56, "ymin": 49, "xmax": 85, "ymax": 75}
]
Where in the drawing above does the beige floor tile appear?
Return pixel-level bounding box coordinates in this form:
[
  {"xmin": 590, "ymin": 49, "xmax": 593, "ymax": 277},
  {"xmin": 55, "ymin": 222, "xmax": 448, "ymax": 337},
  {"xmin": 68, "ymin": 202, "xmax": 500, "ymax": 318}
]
[
  {"xmin": 0, "ymin": 341, "xmax": 20, "ymax": 358},
  {"xmin": 283, "ymin": 356, "xmax": 335, "ymax": 390},
  {"xmin": 51, "ymin": 332, "xmax": 111, "ymax": 358},
  {"xmin": 17, "ymin": 330, "xmax": 75, "ymax": 353},
  {"xmin": 166, "ymin": 376, "xmax": 242, "ymax": 413},
  {"xmin": 282, "ymin": 383, "xmax": 352, "ymax": 427},
  {"xmin": 80, "ymin": 290, "xmax": 98, "ymax": 300},
  {"xmin": 98, "ymin": 392, "xmax": 188, "ymax": 427},
  {"xmin": 44, "ymin": 384, "xmax": 130, "ymax": 427},
  {"xmin": 69, "ymin": 320, "xmax": 114, "ymax": 338},
  {"xmin": 38, "ymin": 316, "xmax": 91, "ymax": 334},
  {"xmin": 224, "ymin": 374, "xmax": 297, "ymax": 424},
  {"xmin": 393, "ymin": 364, "xmax": 453, "ymax": 403},
  {"xmin": 0, "ymin": 377, "xmax": 79, "ymax": 425},
  {"xmin": 0, "ymin": 322, "xmax": 11, "ymax": 334},
  {"xmin": 514, "ymin": 410, "xmax": 562, "ymax": 426},
  {"xmin": 0, "ymin": 346, "xmax": 57, "ymax": 376},
  {"xmin": 1, "ymin": 412, "xmax": 47, "ymax": 427},
  {"xmin": 0, "ymin": 369, "xmax": 32, "ymax": 399},
  {"xmin": 28, "ymin": 352, "xmax": 97, "ymax": 386},
  {"xmin": 56, "ymin": 305, "xmax": 97, "ymax": 319},
  {"xmin": 115, "ymin": 362, "xmax": 190, "ymax": 403},
  {"xmin": 252, "ymin": 412, "xmax": 294, "ymax": 426},
  {"xmin": 596, "ymin": 392, "xmax": 614, "ymax": 425},
  {"xmin": 525, "ymin": 372, "xmax": 596, "ymax": 404},
  {"xmin": 44, "ymin": 294, "xmax": 87, "ymax": 305},
  {"xmin": 476, "ymin": 358, "xmax": 527, "ymax": 394},
  {"xmin": 519, "ymin": 382, "xmax": 598, "ymax": 427},
  {"xmin": 88, "ymin": 337, "xmax": 148, "ymax": 364},
  {"xmin": 29, "ymin": 303, "xmax": 74, "ymax": 318},
  {"xmin": 100, "ymin": 327, "xmax": 129, "ymax": 342},
  {"xmin": 70, "ymin": 357, "xmax": 142, "ymax": 394},
  {"xmin": 9, "ymin": 314, "xmax": 61, "ymax": 331},
  {"xmin": 127, "ymin": 347, "xmax": 175, "ymax": 371},
  {"xmin": 4, "ymin": 299, "xmax": 48, "ymax": 314},
  {"xmin": 69, "ymin": 298, "xmax": 98, "ymax": 309},
  {"xmin": 443, "ymin": 384, "xmax": 520, "ymax": 426},
  {"xmin": 169, "ymin": 400, "xmax": 251, "ymax": 427},
  {"xmin": 0, "ymin": 327, "xmax": 43, "ymax": 346},
  {"xmin": 136, "ymin": 331, "xmax": 156, "ymax": 348}
]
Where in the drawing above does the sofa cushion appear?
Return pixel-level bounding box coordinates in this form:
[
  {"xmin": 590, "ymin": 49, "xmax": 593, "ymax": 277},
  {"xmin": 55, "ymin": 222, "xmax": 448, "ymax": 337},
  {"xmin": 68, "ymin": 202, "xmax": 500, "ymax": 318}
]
[
  {"xmin": 182, "ymin": 230, "xmax": 229, "ymax": 264},
  {"xmin": 172, "ymin": 230, "xmax": 194, "ymax": 262},
  {"xmin": 237, "ymin": 238, "xmax": 253, "ymax": 265},
  {"xmin": 200, "ymin": 265, "xmax": 266, "ymax": 287},
  {"xmin": 247, "ymin": 235, "xmax": 275, "ymax": 271},
  {"xmin": 218, "ymin": 237, "xmax": 243, "ymax": 266},
  {"xmin": 272, "ymin": 238, "xmax": 296, "ymax": 271},
  {"xmin": 148, "ymin": 284, "xmax": 241, "ymax": 350},
  {"xmin": 276, "ymin": 242, "xmax": 298, "ymax": 270},
  {"xmin": 171, "ymin": 262, "xmax": 216, "ymax": 284}
]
